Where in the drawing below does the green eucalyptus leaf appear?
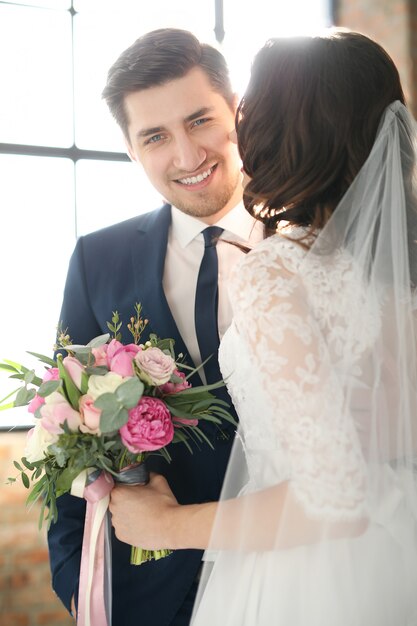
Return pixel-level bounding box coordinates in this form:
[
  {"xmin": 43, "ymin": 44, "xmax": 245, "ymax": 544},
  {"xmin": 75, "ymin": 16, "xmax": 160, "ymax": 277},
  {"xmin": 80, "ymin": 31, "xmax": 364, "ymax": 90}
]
[
  {"xmin": 154, "ymin": 337, "xmax": 175, "ymax": 354},
  {"xmin": 33, "ymin": 466, "xmax": 43, "ymax": 480},
  {"xmin": 74, "ymin": 352, "xmax": 91, "ymax": 366},
  {"xmin": 14, "ymin": 387, "xmax": 36, "ymax": 407},
  {"xmin": 95, "ymin": 394, "xmax": 129, "ymax": 432},
  {"xmin": 47, "ymin": 443, "xmax": 69, "ymax": 467},
  {"xmin": 100, "ymin": 405, "xmax": 129, "ymax": 433},
  {"xmin": 87, "ymin": 334, "xmax": 110, "ymax": 348},
  {"xmin": 21, "ymin": 457, "xmax": 35, "ymax": 471},
  {"xmin": 21, "ymin": 472, "xmax": 30, "ymax": 489},
  {"xmin": 115, "ymin": 378, "xmax": 144, "ymax": 409},
  {"xmin": 37, "ymin": 380, "xmax": 61, "ymax": 398},
  {"xmin": 64, "ymin": 345, "xmax": 91, "ymax": 356},
  {"xmin": 24, "ymin": 370, "xmax": 35, "ymax": 385},
  {"xmin": 94, "ymin": 393, "xmax": 121, "ymax": 413}
]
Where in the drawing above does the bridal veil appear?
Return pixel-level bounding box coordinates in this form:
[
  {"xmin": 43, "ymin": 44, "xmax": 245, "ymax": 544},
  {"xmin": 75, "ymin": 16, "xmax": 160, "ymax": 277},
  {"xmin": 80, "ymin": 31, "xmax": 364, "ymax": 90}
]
[{"xmin": 192, "ymin": 101, "xmax": 417, "ymax": 625}]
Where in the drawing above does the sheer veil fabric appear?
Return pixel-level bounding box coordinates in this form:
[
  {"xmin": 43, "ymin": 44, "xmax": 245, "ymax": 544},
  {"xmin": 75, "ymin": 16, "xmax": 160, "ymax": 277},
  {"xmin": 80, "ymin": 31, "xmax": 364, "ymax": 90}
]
[{"xmin": 191, "ymin": 101, "xmax": 417, "ymax": 625}]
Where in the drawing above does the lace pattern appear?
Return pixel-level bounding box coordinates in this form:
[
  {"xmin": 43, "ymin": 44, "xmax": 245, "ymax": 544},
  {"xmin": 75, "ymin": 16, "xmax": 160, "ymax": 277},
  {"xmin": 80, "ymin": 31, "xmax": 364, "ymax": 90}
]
[{"xmin": 219, "ymin": 233, "xmax": 379, "ymax": 521}]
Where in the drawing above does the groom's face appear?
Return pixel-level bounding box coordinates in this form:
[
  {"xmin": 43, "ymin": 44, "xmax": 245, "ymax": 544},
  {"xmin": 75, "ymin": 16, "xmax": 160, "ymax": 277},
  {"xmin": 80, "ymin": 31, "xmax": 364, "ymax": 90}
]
[{"xmin": 124, "ymin": 67, "xmax": 243, "ymax": 224}]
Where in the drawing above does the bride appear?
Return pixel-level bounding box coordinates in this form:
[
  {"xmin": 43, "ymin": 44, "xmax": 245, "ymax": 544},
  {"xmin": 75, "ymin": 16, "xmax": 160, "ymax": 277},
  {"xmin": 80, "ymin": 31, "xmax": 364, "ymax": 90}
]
[{"xmin": 110, "ymin": 30, "xmax": 417, "ymax": 625}]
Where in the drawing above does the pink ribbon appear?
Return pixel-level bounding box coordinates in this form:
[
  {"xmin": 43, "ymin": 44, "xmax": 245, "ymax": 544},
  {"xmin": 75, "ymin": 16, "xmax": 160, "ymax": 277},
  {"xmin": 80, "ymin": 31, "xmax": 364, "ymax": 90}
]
[{"xmin": 77, "ymin": 471, "xmax": 114, "ymax": 626}]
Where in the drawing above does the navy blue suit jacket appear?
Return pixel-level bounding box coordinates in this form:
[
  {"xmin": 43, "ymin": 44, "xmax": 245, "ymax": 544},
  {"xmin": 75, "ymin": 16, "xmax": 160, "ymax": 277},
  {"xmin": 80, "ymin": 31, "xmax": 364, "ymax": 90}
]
[{"xmin": 47, "ymin": 204, "xmax": 236, "ymax": 626}]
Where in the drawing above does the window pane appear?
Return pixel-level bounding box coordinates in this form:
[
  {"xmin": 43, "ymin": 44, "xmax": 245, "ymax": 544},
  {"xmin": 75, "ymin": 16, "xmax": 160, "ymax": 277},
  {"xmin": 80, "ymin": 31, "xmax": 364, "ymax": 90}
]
[
  {"xmin": 73, "ymin": 2, "xmax": 215, "ymax": 151},
  {"xmin": 0, "ymin": 156, "xmax": 75, "ymax": 428},
  {"xmin": 75, "ymin": 159, "xmax": 162, "ymax": 236},
  {"xmin": 4, "ymin": 0, "xmax": 70, "ymax": 7},
  {"xmin": 223, "ymin": 0, "xmax": 331, "ymax": 96},
  {"xmin": 0, "ymin": 4, "xmax": 73, "ymax": 147}
]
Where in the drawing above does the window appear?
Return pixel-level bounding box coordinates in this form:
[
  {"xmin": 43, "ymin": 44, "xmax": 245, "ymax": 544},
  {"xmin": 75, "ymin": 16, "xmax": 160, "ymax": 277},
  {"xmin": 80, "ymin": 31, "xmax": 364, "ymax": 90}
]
[{"xmin": 0, "ymin": 0, "xmax": 330, "ymax": 427}]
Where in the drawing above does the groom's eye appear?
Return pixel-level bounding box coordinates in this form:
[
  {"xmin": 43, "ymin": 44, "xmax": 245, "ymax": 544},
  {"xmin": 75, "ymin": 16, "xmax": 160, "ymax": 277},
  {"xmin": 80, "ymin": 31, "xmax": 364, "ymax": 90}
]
[{"xmin": 145, "ymin": 133, "xmax": 164, "ymax": 145}]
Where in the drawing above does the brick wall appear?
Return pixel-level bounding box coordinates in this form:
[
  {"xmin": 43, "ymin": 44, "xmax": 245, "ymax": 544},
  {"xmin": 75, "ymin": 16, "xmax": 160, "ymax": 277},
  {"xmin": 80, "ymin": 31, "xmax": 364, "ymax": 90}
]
[
  {"xmin": 334, "ymin": 0, "xmax": 417, "ymax": 116},
  {"xmin": 0, "ymin": 431, "xmax": 73, "ymax": 626}
]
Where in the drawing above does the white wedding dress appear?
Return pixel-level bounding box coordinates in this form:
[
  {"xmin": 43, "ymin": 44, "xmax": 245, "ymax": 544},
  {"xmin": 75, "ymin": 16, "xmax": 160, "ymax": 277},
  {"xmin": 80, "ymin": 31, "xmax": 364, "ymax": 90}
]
[{"xmin": 192, "ymin": 231, "xmax": 417, "ymax": 626}]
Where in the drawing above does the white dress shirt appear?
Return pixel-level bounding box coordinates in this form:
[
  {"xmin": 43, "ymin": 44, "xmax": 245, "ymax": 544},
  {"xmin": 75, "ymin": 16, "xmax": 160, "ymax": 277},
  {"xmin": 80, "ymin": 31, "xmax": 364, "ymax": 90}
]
[{"xmin": 163, "ymin": 202, "xmax": 264, "ymax": 382}]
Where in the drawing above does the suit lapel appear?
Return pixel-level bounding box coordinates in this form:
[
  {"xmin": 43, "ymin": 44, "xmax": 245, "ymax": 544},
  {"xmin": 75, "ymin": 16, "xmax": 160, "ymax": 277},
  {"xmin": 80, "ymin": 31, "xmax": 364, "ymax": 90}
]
[{"xmin": 130, "ymin": 204, "xmax": 196, "ymax": 370}]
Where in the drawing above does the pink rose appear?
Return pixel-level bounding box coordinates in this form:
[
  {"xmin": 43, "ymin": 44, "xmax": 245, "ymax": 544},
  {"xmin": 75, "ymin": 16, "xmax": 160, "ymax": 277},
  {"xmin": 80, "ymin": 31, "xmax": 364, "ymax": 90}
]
[
  {"xmin": 159, "ymin": 370, "xmax": 191, "ymax": 394},
  {"xmin": 106, "ymin": 339, "xmax": 141, "ymax": 377},
  {"xmin": 39, "ymin": 391, "xmax": 81, "ymax": 434},
  {"xmin": 135, "ymin": 347, "xmax": 176, "ymax": 385},
  {"xmin": 63, "ymin": 356, "xmax": 85, "ymax": 390},
  {"xmin": 92, "ymin": 344, "xmax": 108, "ymax": 367},
  {"xmin": 79, "ymin": 394, "xmax": 101, "ymax": 435},
  {"xmin": 28, "ymin": 367, "xmax": 60, "ymax": 414},
  {"xmin": 28, "ymin": 394, "xmax": 45, "ymax": 414},
  {"xmin": 120, "ymin": 397, "xmax": 174, "ymax": 453},
  {"xmin": 43, "ymin": 367, "xmax": 60, "ymax": 382}
]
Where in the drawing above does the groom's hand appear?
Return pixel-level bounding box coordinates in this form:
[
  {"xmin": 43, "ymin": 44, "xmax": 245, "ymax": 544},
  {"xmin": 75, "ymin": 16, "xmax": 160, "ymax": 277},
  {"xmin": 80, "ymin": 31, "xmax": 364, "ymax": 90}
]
[{"xmin": 109, "ymin": 473, "xmax": 179, "ymax": 549}]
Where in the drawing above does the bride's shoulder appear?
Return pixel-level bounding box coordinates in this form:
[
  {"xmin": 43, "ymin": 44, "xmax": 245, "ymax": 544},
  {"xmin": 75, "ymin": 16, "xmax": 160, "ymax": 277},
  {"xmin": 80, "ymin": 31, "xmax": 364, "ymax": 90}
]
[
  {"xmin": 239, "ymin": 228, "xmax": 308, "ymax": 275},
  {"xmin": 227, "ymin": 229, "xmax": 308, "ymax": 310}
]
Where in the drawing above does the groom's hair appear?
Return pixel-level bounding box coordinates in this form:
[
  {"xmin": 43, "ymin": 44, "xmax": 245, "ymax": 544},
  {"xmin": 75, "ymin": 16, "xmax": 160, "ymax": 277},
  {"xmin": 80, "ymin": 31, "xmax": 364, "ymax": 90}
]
[
  {"xmin": 102, "ymin": 28, "xmax": 234, "ymax": 141},
  {"xmin": 236, "ymin": 30, "xmax": 406, "ymax": 234}
]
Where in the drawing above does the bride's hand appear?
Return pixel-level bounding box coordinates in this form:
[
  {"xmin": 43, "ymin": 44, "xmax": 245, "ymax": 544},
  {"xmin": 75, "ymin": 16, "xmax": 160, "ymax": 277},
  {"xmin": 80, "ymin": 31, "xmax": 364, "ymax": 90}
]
[{"xmin": 109, "ymin": 473, "xmax": 179, "ymax": 549}]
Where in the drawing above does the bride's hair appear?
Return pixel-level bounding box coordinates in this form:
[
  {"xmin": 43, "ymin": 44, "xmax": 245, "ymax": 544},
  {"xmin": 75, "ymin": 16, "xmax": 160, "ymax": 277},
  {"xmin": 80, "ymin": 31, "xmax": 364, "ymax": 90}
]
[{"xmin": 237, "ymin": 30, "xmax": 406, "ymax": 236}]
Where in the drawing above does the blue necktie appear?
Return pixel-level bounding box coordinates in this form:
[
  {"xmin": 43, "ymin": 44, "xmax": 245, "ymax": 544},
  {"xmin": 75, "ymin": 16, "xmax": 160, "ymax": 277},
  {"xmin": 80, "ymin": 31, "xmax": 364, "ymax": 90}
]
[{"xmin": 195, "ymin": 226, "xmax": 224, "ymax": 384}]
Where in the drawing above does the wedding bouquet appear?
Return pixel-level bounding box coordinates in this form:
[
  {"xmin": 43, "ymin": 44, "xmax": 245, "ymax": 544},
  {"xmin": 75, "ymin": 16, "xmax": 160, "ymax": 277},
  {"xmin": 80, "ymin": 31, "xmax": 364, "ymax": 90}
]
[{"xmin": 0, "ymin": 303, "xmax": 235, "ymax": 566}]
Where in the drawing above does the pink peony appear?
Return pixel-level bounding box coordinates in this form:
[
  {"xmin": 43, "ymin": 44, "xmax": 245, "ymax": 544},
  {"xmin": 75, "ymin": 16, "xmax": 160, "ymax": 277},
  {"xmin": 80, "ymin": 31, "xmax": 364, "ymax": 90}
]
[
  {"xmin": 92, "ymin": 344, "xmax": 108, "ymax": 366},
  {"xmin": 135, "ymin": 347, "xmax": 176, "ymax": 385},
  {"xmin": 79, "ymin": 394, "xmax": 101, "ymax": 435},
  {"xmin": 106, "ymin": 339, "xmax": 141, "ymax": 377},
  {"xmin": 120, "ymin": 397, "xmax": 174, "ymax": 453},
  {"xmin": 39, "ymin": 391, "xmax": 81, "ymax": 434},
  {"xmin": 63, "ymin": 356, "xmax": 85, "ymax": 390},
  {"xmin": 159, "ymin": 369, "xmax": 191, "ymax": 394},
  {"xmin": 28, "ymin": 367, "xmax": 60, "ymax": 414}
]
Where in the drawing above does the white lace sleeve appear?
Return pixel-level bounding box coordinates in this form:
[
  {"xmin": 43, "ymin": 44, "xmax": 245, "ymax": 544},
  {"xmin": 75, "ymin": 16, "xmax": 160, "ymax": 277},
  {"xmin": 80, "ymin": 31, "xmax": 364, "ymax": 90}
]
[{"xmin": 228, "ymin": 235, "xmax": 368, "ymax": 522}]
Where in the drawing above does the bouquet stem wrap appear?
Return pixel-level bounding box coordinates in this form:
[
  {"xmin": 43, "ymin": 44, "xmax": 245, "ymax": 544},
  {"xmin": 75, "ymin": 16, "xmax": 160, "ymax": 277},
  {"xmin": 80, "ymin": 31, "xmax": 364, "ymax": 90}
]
[
  {"xmin": 71, "ymin": 469, "xmax": 114, "ymax": 626},
  {"xmin": 72, "ymin": 462, "xmax": 172, "ymax": 626},
  {"xmin": 113, "ymin": 463, "xmax": 173, "ymax": 565}
]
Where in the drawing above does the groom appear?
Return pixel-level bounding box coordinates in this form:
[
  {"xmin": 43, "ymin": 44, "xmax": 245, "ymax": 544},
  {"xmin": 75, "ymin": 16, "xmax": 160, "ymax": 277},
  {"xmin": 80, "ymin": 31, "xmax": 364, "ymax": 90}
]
[{"xmin": 47, "ymin": 28, "xmax": 263, "ymax": 626}]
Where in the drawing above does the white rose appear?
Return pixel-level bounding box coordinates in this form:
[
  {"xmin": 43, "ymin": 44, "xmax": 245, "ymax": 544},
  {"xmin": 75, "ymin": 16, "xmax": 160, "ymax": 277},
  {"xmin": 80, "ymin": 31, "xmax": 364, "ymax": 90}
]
[
  {"xmin": 87, "ymin": 372, "xmax": 125, "ymax": 400},
  {"xmin": 25, "ymin": 422, "xmax": 57, "ymax": 463}
]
